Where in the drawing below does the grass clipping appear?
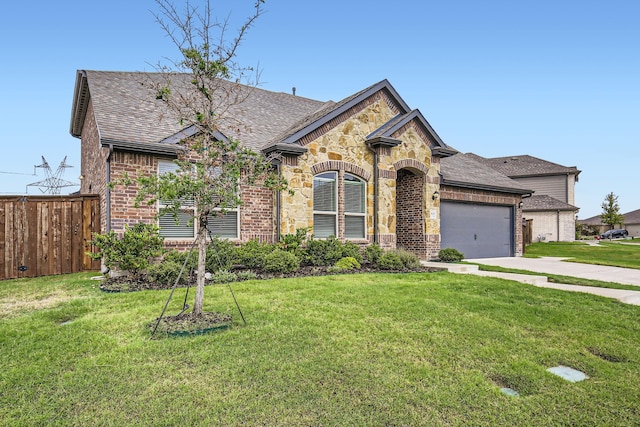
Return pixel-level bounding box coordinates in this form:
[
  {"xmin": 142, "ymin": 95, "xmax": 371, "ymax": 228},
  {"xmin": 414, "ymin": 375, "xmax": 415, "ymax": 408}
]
[{"xmin": 148, "ymin": 312, "xmax": 232, "ymax": 337}]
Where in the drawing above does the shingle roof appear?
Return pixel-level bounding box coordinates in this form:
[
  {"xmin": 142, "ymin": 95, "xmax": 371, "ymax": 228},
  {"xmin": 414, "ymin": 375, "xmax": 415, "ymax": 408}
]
[
  {"xmin": 72, "ymin": 70, "xmax": 329, "ymax": 151},
  {"xmin": 466, "ymin": 153, "xmax": 580, "ymax": 178},
  {"xmin": 579, "ymin": 208, "xmax": 640, "ymax": 225},
  {"xmin": 523, "ymin": 195, "xmax": 578, "ymax": 212},
  {"xmin": 440, "ymin": 153, "xmax": 533, "ymax": 194}
]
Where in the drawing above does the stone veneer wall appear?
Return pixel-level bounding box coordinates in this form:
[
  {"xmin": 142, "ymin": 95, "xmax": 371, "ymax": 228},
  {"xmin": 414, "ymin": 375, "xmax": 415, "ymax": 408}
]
[
  {"xmin": 280, "ymin": 91, "xmax": 441, "ymax": 259},
  {"xmin": 440, "ymin": 185, "xmax": 524, "ymax": 256}
]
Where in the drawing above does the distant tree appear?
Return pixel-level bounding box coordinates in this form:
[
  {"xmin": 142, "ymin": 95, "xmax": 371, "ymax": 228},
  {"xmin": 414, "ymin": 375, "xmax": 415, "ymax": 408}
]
[
  {"xmin": 600, "ymin": 192, "xmax": 625, "ymax": 233},
  {"xmin": 116, "ymin": 0, "xmax": 285, "ymax": 316}
]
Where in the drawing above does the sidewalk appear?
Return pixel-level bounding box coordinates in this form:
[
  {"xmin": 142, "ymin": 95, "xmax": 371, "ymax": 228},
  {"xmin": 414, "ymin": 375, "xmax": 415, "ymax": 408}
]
[{"xmin": 422, "ymin": 258, "xmax": 640, "ymax": 306}]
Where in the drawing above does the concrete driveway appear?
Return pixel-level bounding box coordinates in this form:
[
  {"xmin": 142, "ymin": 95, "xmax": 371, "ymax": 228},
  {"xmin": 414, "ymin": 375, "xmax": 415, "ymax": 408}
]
[
  {"xmin": 424, "ymin": 257, "xmax": 640, "ymax": 306},
  {"xmin": 465, "ymin": 257, "xmax": 640, "ymax": 287}
]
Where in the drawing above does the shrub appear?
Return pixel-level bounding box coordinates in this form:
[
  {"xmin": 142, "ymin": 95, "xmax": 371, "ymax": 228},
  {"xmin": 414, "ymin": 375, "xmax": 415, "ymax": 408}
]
[
  {"xmin": 304, "ymin": 236, "xmax": 345, "ymax": 266},
  {"xmin": 236, "ymin": 270, "xmax": 258, "ymax": 281},
  {"xmin": 263, "ymin": 249, "xmax": 300, "ymax": 273},
  {"xmin": 206, "ymin": 236, "xmax": 236, "ymax": 272},
  {"xmin": 395, "ymin": 249, "xmax": 421, "ymax": 269},
  {"xmin": 342, "ymin": 241, "xmax": 363, "ymax": 264},
  {"xmin": 89, "ymin": 223, "xmax": 165, "ymax": 276},
  {"xmin": 364, "ymin": 243, "xmax": 384, "ymax": 265},
  {"xmin": 278, "ymin": 227, "xmax": 309, "ymax": 256},
  {"xmin": 329, "ymin": 256, "xmax": 361, "ymax": 273},
  {"xmin": 235, "ymin": 239, "xmax": 276, "ymax": 269},
  {"xmin": 376, "ymin": 251, "xmax": 405, "ymax": 270},
  {"xmin": 438, "ymin": 248, "xmax": 464, "ymax": 263},
  {"xmin": 207, "ymin": 269, "xmax": 238, "ymax": 284},
  {"xmin": 147, "ymin": 259, "xmax": 189, "ymax": 286}
]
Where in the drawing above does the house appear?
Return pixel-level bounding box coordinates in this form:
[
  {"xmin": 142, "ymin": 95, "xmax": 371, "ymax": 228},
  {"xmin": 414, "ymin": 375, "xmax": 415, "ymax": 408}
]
[
  {"xmin": 466, "ymin": 154, "xmax": 580, "ymax": 242},
  {"xmin": 70, "ymin": 70, "xmax": 529, "ymax": 260},
  {"xmin": 579, "ymin": 209, "xmax": 640, "ymax": 238}
]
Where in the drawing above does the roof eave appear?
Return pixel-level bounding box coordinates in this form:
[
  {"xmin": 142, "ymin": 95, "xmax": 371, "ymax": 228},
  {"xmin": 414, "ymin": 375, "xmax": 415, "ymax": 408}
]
[
  {"xmin": 101, "ymin": 139, "xmax": 184, "ymax": 156},
  {"xmin": 70, "ymin": 70, "xmax": 89, "ymax": 138},
  {"xmin": 442, "ymin": 180, "xmax": 533, "ymax": 195}
]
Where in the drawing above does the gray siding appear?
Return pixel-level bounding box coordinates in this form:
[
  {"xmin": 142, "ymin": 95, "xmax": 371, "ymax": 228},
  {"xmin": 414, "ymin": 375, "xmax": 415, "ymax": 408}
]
[{"xmin": 513, "ymin": 175, "xmax": 567, "ymax": 202}]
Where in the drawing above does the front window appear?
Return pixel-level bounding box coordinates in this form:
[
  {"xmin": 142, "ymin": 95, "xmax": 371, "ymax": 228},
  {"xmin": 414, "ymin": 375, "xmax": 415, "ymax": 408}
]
[
  {"xmin": 313, "ymin": 172, "xmax": 337, "ymax": 238},
  {"xmin": 344, "ymin": 173, "xmax": 366, "ymax": 239},
  {"xmin": 157, "ymin": 159, "xmax": 238, "ymax": 239}
]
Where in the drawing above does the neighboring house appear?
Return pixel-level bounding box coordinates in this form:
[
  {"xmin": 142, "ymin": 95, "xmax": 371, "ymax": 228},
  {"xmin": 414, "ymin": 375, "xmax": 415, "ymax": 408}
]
[
  {"xmin": 69, "ymin": 70, "xmax": 528, "ymax": 260},
  {"xmin": 579, "ymin": 209, "xmax": 640, "ymax": 238},
  {"xmin": 467, "ymin": 154, "xmax": 580, "ymax": 242}
]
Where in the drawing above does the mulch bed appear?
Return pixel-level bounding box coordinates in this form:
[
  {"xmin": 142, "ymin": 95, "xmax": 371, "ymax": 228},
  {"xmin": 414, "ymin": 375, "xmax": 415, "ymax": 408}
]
[{"xmin": 99, "ymin": 264, "xmax": 441, "ymax": 293}]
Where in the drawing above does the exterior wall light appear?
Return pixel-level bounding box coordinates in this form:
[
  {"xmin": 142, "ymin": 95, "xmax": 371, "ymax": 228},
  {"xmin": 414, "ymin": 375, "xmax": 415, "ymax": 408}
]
[{"xmin": 432, "ymin": 191, "xmax": 439, "ymax": 200}]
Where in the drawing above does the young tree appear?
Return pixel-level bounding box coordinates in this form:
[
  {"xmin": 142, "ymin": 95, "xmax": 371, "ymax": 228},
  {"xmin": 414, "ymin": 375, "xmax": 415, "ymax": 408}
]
[
  {"xmin": 600, "ymin": 192, "xmax": 625, "ymax": 233},
  {"xmin": 121, "ymin": 0, "xmax": 285, "ymax": 316}
]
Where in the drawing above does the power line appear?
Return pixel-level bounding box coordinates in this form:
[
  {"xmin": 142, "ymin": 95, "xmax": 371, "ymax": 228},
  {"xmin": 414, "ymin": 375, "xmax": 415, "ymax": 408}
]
[{"xmin": 0, "ymin": 170, "xmax": 36, "ymax": 176}]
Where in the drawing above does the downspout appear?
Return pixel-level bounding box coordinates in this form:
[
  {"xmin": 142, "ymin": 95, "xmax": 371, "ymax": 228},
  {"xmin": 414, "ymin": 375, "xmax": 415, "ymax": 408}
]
[
  {"xmin": 275, "ymin": 160, "xmax": 282, "ymax": 242},
  {"xmin": 557, "ymin": 209, "xmax": 561, "ymax": 242},
  {"xmin": 367, "ymin": 144, "xmax": 379, "ymax": 244},
  {"xmin": 106, "ymin": 144, "xmax": 114, "ymax": 233}
]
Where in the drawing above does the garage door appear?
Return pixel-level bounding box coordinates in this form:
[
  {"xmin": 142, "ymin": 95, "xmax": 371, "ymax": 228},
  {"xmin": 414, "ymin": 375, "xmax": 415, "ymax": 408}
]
[{"xmin": 440, "ymin": 202, "xmax": 513, "ymax": 259}]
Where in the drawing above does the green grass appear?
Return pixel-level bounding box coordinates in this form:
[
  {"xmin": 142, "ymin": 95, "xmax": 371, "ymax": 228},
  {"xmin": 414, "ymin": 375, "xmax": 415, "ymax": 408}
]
[
  {"xmin": 524, "ymin": 241, "xmax": 640, "ymax": 269},
  {"xmin": 2, "ymin": 272, "xmax": 640, "ymax": 426}
]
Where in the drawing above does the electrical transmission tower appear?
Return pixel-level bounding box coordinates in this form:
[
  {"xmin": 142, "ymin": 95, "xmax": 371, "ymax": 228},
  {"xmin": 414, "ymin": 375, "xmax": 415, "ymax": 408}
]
[{"xmin": 27, "ymin": 156, "xmax": 78, "ymax": 195}]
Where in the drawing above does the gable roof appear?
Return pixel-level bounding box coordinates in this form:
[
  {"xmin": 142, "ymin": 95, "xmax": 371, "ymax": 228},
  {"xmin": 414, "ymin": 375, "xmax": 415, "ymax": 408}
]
[
  {"xmin": 440, "ymin": 153, "xmax": 533, "ymax": 195},
  {"xmin": 70, "ymin": 70, "xmax": 328, "ymax": 152},
  {"xmin": 466, "ymin": 153, "xmax": 580, "ymax": 178},
  {"xmin": 523, "ymin": 194, "xmax": 578, "ymax": 212}
]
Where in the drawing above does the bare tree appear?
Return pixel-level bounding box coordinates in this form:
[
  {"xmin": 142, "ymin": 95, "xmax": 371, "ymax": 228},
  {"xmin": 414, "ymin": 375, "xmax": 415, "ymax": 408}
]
[{"xmin": 123, "ymin": 0, "xmax": 285, "ymax": 316}]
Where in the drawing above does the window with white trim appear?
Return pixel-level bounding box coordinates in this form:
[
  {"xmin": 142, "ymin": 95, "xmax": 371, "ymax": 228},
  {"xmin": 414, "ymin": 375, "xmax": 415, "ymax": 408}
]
[
  {"xmin": 312, "ymin": 171, "xmax": 366, "ymax": 239},
  {"xmin": 313, "ymin": 172, "xmax": 337, "ymax": 238},
  {"xmin": 344, "ymin": 173, "xmax": 366, "ymax": 239},
  {"xmin": 157, "ymin": 159, "xmax": 239, "ymax": 239}
]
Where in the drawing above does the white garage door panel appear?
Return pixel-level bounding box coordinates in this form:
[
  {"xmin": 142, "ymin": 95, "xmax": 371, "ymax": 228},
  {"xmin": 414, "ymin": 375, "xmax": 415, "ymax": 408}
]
[{"xmin": 441, "ymin": 202, "xmax": 513, "ymax": 259}]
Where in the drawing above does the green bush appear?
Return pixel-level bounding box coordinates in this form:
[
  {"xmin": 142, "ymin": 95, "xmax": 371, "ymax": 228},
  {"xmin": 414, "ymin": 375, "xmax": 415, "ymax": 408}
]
[
  {"xmin": 376, "ymin": 251, "xmax": 405, "ymax": 270},
  {"xmin": 329, "ymin": 256, "xmax": 361, "ymax": 273},
  {"xmin": 89, "ymin": 223, "xmax": 165, "ymax": 276},
  {"xmin": 235, "ymin": 239, "xmax": 276, "ymax": 269},
  {"xmin": 438, "ymin": 248, "xmax": 464, "ymax": 263},
  {"xmin": 147, "ymin": 259, "xmax": 189, "ymax": 286},
  {"xmin": 207, "ymin": 269, "xmax": 238, "ymax": 284},
  {"xmin": 364, "ymin": 243, "xmax": 384, "ymax": 265},
  {"xmin": 206, "ymin": 236, "xmax": 236, "ymax": 272},
  {"xmin": 278, "ymin": 227, "xmax": 309, "ymax": 256},
  {"xmin": 342, "ymin": 241, "xmax": 363, "ymax": 264},
  {"xmin": 395, "ymin": 249, "xmax": 421, "ymax": 269},
  {"xmin": 304, "ymin": 236, "xmax": 346, "ymax": 266},
  {"xmin": 263, "ymin": 249, "xmax": 300, "ymax": 273},
  {"xmin": 236, "ymin": 270, "xmax": 258, "ymax": 281}
]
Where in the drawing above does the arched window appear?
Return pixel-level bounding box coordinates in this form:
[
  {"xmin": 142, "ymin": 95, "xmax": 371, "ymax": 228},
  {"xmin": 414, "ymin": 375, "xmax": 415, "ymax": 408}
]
[
  {"xmin": 313, "ymin": 171, "xmax": 366, "ymax": 239},
  {"xmin": 344, "ymin": 173, "xmax": 366, "ymax": 239}
]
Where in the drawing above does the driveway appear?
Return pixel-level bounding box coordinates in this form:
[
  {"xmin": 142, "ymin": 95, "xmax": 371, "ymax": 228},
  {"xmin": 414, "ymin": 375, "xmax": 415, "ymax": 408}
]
[{"xmin": 465, "ymin": 257, "xmax": 640, "ymax": 287}]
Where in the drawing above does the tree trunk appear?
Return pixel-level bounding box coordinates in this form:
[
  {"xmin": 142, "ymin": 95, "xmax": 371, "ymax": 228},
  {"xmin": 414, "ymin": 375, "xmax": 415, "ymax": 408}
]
[{"xmin": 193, "ymin": 225, "xmax": 208, "ymax": 315}]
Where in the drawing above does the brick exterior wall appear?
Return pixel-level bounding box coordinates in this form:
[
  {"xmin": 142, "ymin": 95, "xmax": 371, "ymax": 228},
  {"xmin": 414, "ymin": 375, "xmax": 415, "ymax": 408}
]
[
  {"xmin": 441, "ymin": 185, "xmax": 524, "ymax": 256},
  {"xmin": 525, "ymin": 210, "xmax": 576, "ymax": 242}
]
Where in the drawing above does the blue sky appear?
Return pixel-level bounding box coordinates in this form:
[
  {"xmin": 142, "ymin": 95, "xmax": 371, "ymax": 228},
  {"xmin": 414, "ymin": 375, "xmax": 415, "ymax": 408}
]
[{"xmin": 0, "ymin": 0, "xmax": 638, "ymax": 218}]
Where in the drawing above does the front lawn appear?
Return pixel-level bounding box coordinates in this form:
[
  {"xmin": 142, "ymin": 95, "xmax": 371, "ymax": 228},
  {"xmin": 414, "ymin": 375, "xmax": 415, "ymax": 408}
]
[
  {"xmin": 525, "ymin": 241, "xmax": 640, "ymax": 269},
  {"xmin": 2, "ymin": 272, "xmax": 639, "ymax": 426}
]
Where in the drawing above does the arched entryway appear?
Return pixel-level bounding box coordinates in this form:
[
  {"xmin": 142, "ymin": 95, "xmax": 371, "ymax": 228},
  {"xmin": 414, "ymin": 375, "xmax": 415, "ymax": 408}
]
[{"xmin": 396, "ymin": 168, "xmax": 427, "ymax": 259}]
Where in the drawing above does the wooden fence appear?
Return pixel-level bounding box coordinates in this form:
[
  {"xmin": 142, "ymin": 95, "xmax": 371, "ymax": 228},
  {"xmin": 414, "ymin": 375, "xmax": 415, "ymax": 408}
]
[{"xmin": 0, "ymin": 195, "xmax": 101, "ymax": 280}]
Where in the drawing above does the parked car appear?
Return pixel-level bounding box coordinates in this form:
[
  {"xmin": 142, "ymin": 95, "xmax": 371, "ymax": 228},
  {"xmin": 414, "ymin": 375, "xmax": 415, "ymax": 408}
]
[{"xmin": 599, "ymin": 229, "xmax": 628, "ymax": 239}]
